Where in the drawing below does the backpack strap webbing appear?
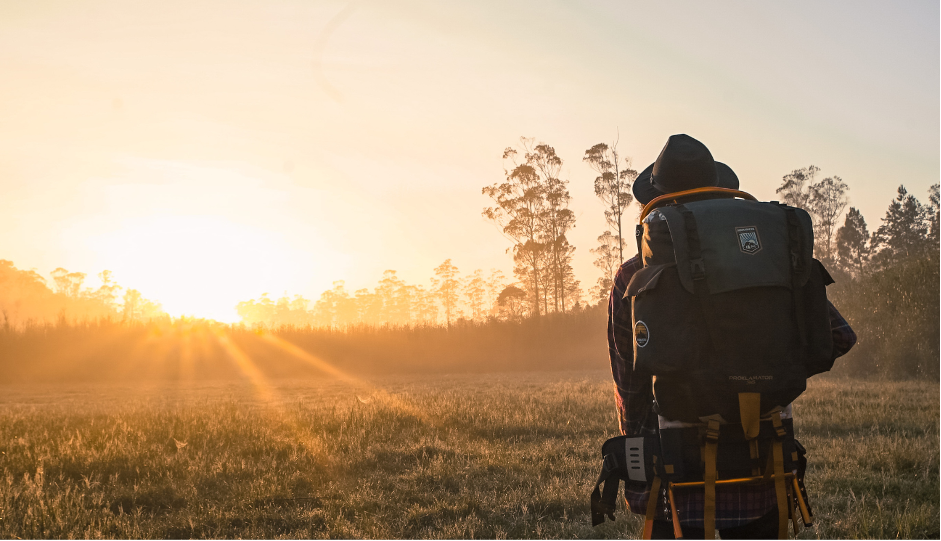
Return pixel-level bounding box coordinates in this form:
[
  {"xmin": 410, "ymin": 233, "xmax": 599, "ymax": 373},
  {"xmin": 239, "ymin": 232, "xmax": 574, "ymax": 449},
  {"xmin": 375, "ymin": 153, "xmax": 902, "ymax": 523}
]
[
  {"xmin": 642, "ymin": 475, "xmax": 661, "ymax": 539},
  {"xmin": 771, "ymin": 413, "xmax": 789, "ymax": 539},
  {"xmin": 738, "ymin": 392, "xmax": 762, "ymax": 477},
  {"xmin": 590, "ymin": 453, "xmax": 620, "ymax": 526},
  {"xmin": 702, "ymin": 416, "xmax": 722, "ymax": 539},
  {"xmin": 789, "ymin": 482, "xmax": 801, "ymax": 535},
  {"xmin": 668, "ymin": 484, "xmax": 684, "ymax": 539},
  {"xmin": 676, "ymin": 205, "xmax": 720, "ymax": 360},
  {"xmin": 783, "ymin": 207, "xmax": 808, "ymax": 346}
]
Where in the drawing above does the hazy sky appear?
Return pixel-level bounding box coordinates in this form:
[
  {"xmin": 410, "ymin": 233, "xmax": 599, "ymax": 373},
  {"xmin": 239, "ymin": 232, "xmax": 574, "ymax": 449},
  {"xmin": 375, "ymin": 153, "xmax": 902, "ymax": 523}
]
[{"xmin": 1, "ymin": 0, "xmax": 938, "ymax": 321}]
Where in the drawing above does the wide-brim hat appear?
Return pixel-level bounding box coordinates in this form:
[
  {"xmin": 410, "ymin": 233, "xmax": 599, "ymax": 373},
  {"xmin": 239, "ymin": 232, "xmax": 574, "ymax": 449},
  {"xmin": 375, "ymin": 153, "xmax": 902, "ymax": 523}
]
[{"xmin": 632, "ymin": 134, "xmax": 739, "ymax": 205}]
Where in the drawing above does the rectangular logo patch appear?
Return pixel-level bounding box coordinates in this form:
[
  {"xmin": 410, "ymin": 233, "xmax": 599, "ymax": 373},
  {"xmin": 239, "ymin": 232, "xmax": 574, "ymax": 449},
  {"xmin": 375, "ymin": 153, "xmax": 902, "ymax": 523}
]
[{"xmin": 735, "ymin": 226, "xmax": 761, "ymax": 254}]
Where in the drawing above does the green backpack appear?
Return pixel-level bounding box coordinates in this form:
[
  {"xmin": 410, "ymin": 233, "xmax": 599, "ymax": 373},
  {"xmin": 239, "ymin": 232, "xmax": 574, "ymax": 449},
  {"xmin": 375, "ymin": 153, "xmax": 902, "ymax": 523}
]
[
  {"xmin": 625, "ymin": 195, "xmax": 834, "ymax": 423},
  {"xmin": 599, "ymin": 192, "xmax": 831, "ymax": 538}
]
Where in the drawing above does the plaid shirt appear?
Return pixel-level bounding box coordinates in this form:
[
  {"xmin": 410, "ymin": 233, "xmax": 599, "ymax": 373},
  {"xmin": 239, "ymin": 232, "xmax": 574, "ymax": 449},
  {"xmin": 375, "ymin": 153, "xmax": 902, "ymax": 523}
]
[{"xmin": 607, "ymin": 254, "xmax": 857, "ymax": 529}]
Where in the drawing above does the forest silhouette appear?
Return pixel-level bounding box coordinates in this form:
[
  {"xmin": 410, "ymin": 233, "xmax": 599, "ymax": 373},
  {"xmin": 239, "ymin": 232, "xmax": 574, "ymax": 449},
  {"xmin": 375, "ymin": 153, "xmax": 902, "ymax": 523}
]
[{"xmin": 1, "ymin": 139, "xmax": 938, "ymax": 382}]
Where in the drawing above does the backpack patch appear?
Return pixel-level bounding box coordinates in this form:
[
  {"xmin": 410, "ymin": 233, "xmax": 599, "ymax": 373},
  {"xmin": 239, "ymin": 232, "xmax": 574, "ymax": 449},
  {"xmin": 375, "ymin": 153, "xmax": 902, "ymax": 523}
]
[
  {"xmin": 634, "ymin": 321, "xmax": 649, "ymax": 347},
  {"xmin": 735, "ymin": 226, "xmax": 761, "ymax": 254}
]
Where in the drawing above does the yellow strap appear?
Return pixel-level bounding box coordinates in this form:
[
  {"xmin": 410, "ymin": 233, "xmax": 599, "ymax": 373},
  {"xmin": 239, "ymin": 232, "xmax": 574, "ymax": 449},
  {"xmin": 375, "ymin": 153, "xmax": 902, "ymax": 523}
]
[
  {"xmin": 750, "ymin": 439, "xmax": 761, "ymax": 476},
  {"xmin": 792, "ymin": 477, "xmax": 814, "ymax": 526},
  {"xmin": 788, "ymin": 481, "xmax": 800, "ymax": 535},
  {"xmin": 762, "ymin": 448, "xmax": 774, "ymax": 480},
  {"xmin": 703, "ymin": 418, "xmax": 720, "ymax": 539},
  {"xmin": 668, "ymin": 485, "xmax": 684, "ymax": 539},
  {"xmin": 739, "ymin": 392, "xmax": 762, "ymax": 477},
  {"xmin": 642, "ymin": 476, "xmax": 661, "ymax": 540},
  {"xmin": 771, "ymin": 415, "xmax": 788, "ymax": 539},
  {"xmin": 738, "ymin": 393, "xmax": 761, "ymax": 439}
]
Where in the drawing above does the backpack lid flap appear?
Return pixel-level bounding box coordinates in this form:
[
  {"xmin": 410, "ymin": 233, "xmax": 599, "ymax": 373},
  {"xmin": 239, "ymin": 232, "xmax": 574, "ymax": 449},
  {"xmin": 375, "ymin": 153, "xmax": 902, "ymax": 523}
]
[{"xmin": 659, "ymin": 199, "xmax": 813, "ymax": 294}]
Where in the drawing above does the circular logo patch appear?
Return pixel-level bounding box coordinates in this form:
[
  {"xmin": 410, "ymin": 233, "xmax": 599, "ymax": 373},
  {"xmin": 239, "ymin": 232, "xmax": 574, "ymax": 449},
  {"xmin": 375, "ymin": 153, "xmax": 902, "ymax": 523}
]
[{"xmin": 634, "ymin": 321, "xmax": 650, "ymax": 348}]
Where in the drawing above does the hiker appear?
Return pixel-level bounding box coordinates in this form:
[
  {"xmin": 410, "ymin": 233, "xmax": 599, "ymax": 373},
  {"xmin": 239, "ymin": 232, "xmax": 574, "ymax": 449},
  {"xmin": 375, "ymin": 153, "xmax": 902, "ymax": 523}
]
[{"xmin": 602, "ymin": 135, "xmax": 856, "ymax": 539}]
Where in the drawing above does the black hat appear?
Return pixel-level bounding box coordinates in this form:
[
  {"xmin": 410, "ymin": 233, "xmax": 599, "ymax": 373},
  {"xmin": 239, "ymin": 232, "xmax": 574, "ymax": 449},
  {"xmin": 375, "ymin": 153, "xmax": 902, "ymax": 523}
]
[{"xmin": 632, "ymin": 134, "xmax": 739, "ymax": 205}]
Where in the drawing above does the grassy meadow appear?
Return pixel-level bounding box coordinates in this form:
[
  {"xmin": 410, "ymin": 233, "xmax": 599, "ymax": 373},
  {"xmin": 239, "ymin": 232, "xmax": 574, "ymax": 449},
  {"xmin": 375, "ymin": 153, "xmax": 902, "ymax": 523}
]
[{"xmin": 0, "ymin": 371, "xmax": 937, "ymax": 539}]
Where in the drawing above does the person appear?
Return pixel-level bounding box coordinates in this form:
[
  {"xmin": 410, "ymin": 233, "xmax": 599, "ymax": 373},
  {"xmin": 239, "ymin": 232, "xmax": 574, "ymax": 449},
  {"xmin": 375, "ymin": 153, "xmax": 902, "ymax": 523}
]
[{"xmin": 607, "ymin": 134, "xmax": 857, "ymax": 539}]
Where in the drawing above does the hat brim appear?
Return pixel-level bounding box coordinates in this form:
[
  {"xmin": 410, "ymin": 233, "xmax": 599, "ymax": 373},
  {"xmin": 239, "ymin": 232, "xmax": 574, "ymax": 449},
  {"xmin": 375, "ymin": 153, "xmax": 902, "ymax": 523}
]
[{"xmin": 632, "ymin": 161, "xmax": 739, "ymax": 205}]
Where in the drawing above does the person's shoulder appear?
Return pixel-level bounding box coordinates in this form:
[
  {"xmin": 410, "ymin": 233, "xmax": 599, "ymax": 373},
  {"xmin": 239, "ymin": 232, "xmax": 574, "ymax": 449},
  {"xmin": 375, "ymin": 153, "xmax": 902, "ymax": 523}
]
[
  {"xmin": 618, "ymin": 254, "xmax": 642, "ymax": 275},
  {"xmin": 613, "ymin": 254, "xmax": 643, "ymax": 288}
]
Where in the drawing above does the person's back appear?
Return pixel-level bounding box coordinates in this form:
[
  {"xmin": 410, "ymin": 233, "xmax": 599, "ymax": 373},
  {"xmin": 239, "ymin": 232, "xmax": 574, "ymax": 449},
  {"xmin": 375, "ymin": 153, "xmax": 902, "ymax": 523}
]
[{"xmin": 599, "ymin": 134, "xmax": 857, "ymax": 540}]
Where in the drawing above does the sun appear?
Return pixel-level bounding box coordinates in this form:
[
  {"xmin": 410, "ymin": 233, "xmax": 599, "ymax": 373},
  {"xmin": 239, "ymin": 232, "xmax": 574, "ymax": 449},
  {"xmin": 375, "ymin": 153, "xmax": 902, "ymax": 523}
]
[{"xmin": 88, "ymin": 214, "xmax": 300, "ymax": 322}]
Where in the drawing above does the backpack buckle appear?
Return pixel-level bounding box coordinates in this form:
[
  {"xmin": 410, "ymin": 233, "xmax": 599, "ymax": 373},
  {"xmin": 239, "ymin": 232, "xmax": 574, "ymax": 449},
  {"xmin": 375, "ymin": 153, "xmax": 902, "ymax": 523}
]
[
  {"xmin": 790, "ymin": 251, "xmax": 799, "ymax": 268},
  {"xmin": 690, "ymin": 258, "xmax": 706, "ymax": 280},
  {"xmin": 704, "ymin": 419, "xmax": 721, "ymax": 443},
  {"xmin": 602, "ymin": 452, "xmax": 619, "ymax": 473}
]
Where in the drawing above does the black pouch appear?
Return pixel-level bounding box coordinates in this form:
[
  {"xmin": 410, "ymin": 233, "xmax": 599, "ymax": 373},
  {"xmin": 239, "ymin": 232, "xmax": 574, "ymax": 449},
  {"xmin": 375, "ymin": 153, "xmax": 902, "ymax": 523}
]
[
  {"xmin": 627, "ymin": 264, "xmax": 706, "ymax": 374},
  {"xmin": 590, "ymin": 434, "xmax": 660, "ymax": 526}
]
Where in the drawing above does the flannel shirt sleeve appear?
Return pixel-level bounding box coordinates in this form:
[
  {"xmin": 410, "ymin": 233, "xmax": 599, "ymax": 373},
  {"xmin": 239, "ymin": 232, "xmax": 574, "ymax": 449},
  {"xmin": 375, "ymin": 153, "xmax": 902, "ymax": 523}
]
[
  {"xmin": 828, "ymin": 300, "xmax": 856, "ymax": 359},
  {"xmin": 606, "ymin": 255, "xmax": 656, "ymax": 437}
]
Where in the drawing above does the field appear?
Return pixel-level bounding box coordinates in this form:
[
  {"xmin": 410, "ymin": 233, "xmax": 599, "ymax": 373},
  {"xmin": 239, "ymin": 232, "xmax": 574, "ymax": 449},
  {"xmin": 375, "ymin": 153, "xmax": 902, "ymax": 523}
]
[{"xmin": 0, "ymin": 371, "xmax": 937, "ymax": 539}]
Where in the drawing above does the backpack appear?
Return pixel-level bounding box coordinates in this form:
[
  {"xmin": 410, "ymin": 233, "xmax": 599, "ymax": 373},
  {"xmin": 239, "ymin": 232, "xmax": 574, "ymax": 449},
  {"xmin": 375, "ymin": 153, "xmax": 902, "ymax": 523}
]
[{"xmin": 592, "ymin": 189, "xmax": 828, "ymax": 539}]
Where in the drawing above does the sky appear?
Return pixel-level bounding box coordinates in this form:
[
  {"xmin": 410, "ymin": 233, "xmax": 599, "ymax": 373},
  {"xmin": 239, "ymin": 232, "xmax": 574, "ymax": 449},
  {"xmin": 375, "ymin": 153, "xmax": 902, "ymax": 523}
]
[{"xmin": 1, "ymin": 0, "xmax": 938, "ymax": 321}]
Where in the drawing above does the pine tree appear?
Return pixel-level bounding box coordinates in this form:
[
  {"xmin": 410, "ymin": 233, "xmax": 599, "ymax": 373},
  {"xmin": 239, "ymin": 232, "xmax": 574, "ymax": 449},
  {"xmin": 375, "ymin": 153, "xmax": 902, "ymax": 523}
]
[
  {"xmin": 835, "ymin": 207, "xmax": 870, "ymax": 277},
  {"xmin": 872, "ymin": 185, "xmax": 930, "ymax": 267}
]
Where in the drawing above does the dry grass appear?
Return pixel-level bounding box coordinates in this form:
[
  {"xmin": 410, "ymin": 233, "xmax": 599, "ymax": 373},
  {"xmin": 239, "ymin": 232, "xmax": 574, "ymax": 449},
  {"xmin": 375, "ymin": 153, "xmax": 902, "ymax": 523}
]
[{"xmin": 0, "ymin": 372, "xmax": 937, "ymax": 539}]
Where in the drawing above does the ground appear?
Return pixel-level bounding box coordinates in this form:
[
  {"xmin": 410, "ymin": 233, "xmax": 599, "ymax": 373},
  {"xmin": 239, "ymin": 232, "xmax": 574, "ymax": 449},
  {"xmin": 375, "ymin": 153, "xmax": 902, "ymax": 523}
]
[{"xmin": 0, "ymin": 371, "xmax": 937, "ymax": 539}]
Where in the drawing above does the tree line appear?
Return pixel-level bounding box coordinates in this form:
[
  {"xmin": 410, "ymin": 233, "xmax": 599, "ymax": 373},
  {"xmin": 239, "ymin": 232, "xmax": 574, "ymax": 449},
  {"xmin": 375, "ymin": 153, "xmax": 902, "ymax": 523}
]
[
  {"xmin": 235, "ymin": 263, "xmax": 513, "ymax": 329},
  {"xmin": 0, "ymin": 261, "xmax": 164, "ymax": 327}
]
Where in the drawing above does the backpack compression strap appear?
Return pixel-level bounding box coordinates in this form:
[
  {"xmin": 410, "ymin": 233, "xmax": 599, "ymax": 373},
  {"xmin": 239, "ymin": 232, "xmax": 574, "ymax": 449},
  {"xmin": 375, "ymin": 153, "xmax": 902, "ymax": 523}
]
[
  {"xmin": 771, "ymin": 412, "xmax": 789, "ymax": 539},
  {"xmin": 641, "ymin": 475, "xmax": 662, "ymax": 539},
  {"xmin": 783, "ymin": 206, "xmax": 808, "ymax": 346},
  {"xmin": 676, "ymin": 205, "xmax": 721, "ymax": 358},
  {"xmin": 702, "ymin": 415, "xmax": 722, "ymax": 539},
  {"xmin": 590, "ymin": 452, "xmax": 621, "ymax": 526},
  {"xmin": 739, "ymin": 392, "xmax": 762, "ymax": 476}
]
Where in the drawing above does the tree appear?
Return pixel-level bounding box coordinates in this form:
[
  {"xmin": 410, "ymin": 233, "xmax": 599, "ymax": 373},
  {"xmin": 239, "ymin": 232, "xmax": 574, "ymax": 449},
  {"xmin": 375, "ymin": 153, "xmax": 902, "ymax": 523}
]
[
  {"xmin": 122, "ymin": 289, "xmax": 163, "ymax": 321},
  {"xmin": 354, "ymin": 288, "xmax": 383, "ymax": 325},
  {"xmin": 483, "ymin": 139, "xmax": 549, "ymax": 316},
  {"xmin": 928, "ymin": 183, "xmax": 939, "ymax": 247},
  {"xmin": 775, "ymin": 165, "xmax": 820, "ymax": 210},
  {"xmin": 835, "ymin": 207, "xmax": 870, "ymax": 277},
  {"xmin": 312, "ymin": 281, "xmax": 356, "ymax": 327},
  {"xmin": 463, "ymin": 269, "xmax": 487, "ymax": 321},
  {"xmin": 484, "ymin": 138, "xmax": 578, "ymax": 316},
  {"xmin": 590, "ymin": 230, "xmax": 624, "ymax": 302},
  {"xmin": 776, "ymin": 166, "xmax": 850, "ymax": 262},
  {"xmin": 584, "ymin": 139, "xmax": 636, "ymax": 263},
  {"xmin": 376, "ymin": 270, "xmax": 408, "ymax": 324},
  {"xmin": 538, "ymin": 155, "xmax": 577, "ymax": 313},
  {"xmin": 872, "ymin": 185, "xmax": 930, "ymax": 266},
  {"xmin": 50, "ymin": 268, "xmax": 86, "ymax": 297},
  {"xmin": 413, "ymin": 284, "xmax": 438, "ymax": 325},
  {"xmin": 810, "ymin": 175, "xmax": 849, "ymax": 262},
  {"xmin": 433, "ymin": 259, "xmax": 461, "ymax": 328},
  {"xmin": 485, "ymin": 269, "xmax": 506, "ymax": 317},
  {"xmin": 94, "ymin": 270, "xmax": 122, "ymax": 307},
  {"xmin": 496, "ymin": 285, "xmax": 527, "ymax": 321}
]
